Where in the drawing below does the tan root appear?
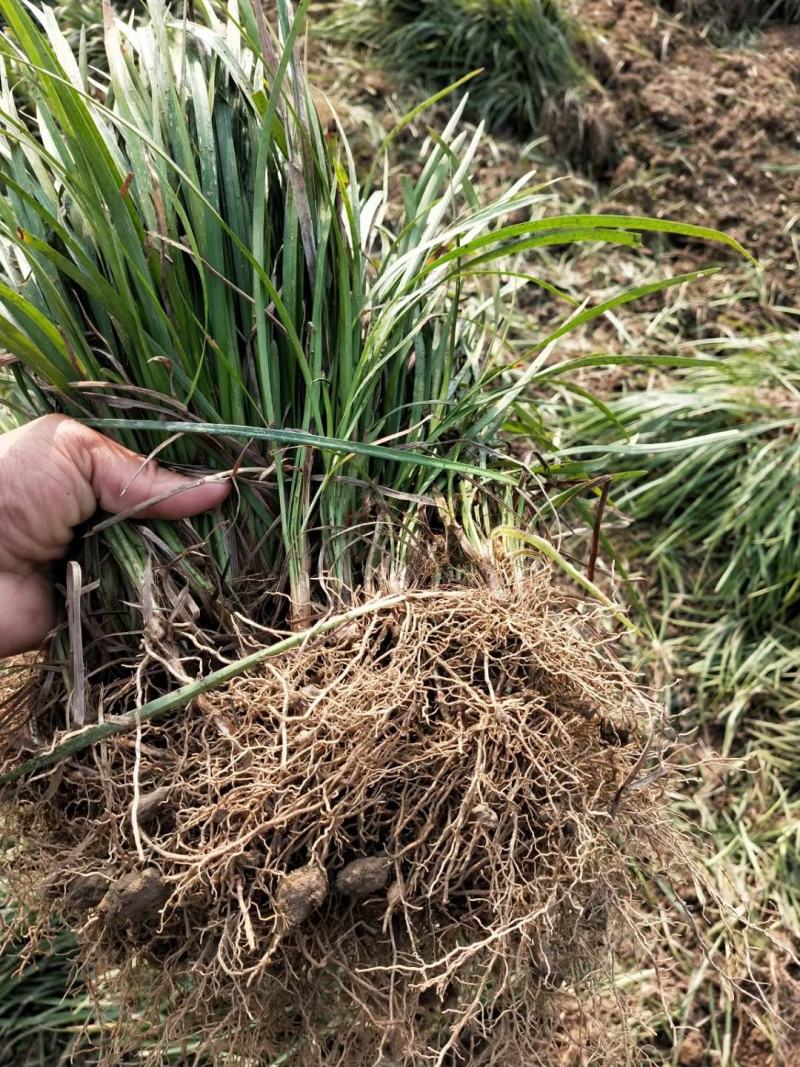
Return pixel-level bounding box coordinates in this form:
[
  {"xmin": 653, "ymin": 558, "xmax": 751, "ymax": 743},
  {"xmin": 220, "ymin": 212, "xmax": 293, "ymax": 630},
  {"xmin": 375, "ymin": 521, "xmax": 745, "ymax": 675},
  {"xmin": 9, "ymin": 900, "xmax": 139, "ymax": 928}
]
[{"xmin": 1, "ymin": 570, "xmax": 696, "ymax": 1065}]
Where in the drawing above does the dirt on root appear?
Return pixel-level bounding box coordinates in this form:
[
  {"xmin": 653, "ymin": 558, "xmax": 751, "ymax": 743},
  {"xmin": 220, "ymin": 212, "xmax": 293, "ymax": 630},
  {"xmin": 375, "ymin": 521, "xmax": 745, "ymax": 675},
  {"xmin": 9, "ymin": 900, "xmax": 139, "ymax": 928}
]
[
  {"xmin": 578, "ymin": 0, "xmax": 800, "ymax": 294},
  {"xmin": 1, "ymin": 569, "xmax": 701, "ymax": 1067}
]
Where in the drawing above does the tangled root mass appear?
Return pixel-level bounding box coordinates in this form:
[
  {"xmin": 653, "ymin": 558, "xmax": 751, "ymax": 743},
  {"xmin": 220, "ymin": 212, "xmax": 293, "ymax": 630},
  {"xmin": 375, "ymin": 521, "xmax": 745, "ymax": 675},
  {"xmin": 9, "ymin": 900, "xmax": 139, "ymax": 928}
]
[{"xmin": 2, "ymin": 572, "xmax": 686, "ymax": 1065}]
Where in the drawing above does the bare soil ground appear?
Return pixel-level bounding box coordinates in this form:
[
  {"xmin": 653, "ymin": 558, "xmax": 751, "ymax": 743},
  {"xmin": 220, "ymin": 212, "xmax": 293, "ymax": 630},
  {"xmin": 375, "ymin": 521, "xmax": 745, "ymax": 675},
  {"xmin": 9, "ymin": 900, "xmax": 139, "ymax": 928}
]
[
  {"xmin": 322, "ymin": 0, "xmax": 799, "ymax": 349},
  {"xmin": 535, "ymin": 0, "xmax": 800, "ymax": 375},
  {"xmin": 580, "ymin": 1, "xmax": 800, "ymax": 305}
]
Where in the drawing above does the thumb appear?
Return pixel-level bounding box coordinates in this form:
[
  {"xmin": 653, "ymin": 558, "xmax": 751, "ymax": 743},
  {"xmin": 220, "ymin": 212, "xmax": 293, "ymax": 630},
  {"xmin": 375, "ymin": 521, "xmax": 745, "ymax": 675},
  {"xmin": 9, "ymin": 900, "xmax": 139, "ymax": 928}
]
[{"xmin": 66, "ymin": 421, "xmax": 231, "ymax": 521}]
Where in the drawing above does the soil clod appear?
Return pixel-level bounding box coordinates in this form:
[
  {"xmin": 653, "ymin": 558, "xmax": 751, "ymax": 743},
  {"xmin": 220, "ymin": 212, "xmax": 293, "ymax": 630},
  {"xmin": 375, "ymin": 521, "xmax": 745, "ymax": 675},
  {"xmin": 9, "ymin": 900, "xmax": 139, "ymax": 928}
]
[
  {"xmin": 129, "ymin": 786, "xmax": 172, "ymax": 827},
  {"xmin": 63, "ymin": 872, "xmax": 108, "ymax": 912},
  {"xmin": 335, "ymin": 857, "xmax": 391, "ymax": 898},
  {"xmin": 97, "ymin": 868, "xmax": 169, "ymax": 927},
  {"xmin": 471, "ymin": 803, "xmax": 498, "ymax": 828},
  {"xmin": 275, "ymin": 864, "xmax": 328, "ymax": 929}
]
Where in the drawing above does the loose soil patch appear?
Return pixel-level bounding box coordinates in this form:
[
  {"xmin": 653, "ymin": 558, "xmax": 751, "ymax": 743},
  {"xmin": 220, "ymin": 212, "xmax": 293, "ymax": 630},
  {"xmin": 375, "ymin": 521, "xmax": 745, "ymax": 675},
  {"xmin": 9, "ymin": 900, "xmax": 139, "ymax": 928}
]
[{"xmin": 581, "ymin": 1, "xmax": 800, "ymax": 291}]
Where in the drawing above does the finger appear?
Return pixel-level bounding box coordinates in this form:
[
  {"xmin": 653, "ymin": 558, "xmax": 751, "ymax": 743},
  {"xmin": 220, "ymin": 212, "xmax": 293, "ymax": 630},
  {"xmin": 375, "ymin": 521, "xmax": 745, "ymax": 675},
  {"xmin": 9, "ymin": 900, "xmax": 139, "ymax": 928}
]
[
  {"xmin": 68, "ymin": 422, "xmax": 231, "ymax": 520},
  {"xmin": 0, "ymin": 570, "xmax": 55, "ymax": 656}
]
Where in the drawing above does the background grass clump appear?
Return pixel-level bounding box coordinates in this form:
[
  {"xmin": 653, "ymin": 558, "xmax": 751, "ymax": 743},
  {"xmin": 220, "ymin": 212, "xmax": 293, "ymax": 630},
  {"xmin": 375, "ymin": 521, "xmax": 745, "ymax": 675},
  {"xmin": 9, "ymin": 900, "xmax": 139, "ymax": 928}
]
[
  {"xmin": 557, "ymin": 337, "xmax": 800, "ymax": 979},
  {"xmin": 0, "ymin": 895, "xmax": 87, "ymax": 1067},
  {"xmin": 323, "ymin": 0, "xmax": 590, "ymax": 137},
  {"xmin": 563, "ymin": 342, "xmax": 800, "ymax": 739},
  {"xmin": 662, "ymin": 0, "xmax": 800, "ymax": 29}
]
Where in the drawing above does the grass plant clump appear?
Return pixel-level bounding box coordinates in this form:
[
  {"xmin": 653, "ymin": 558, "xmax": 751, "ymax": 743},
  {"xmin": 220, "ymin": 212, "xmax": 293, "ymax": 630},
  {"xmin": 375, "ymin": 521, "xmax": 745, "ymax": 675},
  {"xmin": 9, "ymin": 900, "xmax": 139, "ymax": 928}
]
[
  {"xmin": 322, "ymin": 0, "xmax": 590, "ymax": 138},
  {"xmin": 662, "ymin": 0, "xmax": 800, "ymax": 29},
  {"xmin": 0, "ymin": 0, "xmax": 750, "ymax": 1060},
  {"xmin": 559, "ymin": 339, "xmax": 800, "ymax": 969},
  {"xmin": 562, "ymin": 342, "xmax": 800, "ymax": 738}
]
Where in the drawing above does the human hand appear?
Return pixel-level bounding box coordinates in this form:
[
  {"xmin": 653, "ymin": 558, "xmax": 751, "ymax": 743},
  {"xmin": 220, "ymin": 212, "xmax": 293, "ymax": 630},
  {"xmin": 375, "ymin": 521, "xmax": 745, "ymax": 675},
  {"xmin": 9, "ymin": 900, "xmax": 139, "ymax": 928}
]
[{"xmin": 0, "ymin": 415, "xmax": 229, "ymax": 656}]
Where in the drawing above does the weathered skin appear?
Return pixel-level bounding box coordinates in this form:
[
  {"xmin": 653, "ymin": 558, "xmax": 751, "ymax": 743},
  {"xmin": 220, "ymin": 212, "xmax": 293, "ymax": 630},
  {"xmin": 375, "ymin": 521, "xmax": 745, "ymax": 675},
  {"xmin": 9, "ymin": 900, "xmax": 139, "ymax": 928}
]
[{"xmin": 0, "ymin": 414, "xmax": 229, "ymax": 656}]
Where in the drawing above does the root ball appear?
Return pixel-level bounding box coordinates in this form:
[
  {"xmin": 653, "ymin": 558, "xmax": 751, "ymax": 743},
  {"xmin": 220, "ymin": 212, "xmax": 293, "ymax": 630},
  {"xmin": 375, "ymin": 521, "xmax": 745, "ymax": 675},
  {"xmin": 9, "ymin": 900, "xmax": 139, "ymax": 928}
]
[{"xmin": 1, "ymin": 572, "xmax": 693, "ymax": 1066}]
